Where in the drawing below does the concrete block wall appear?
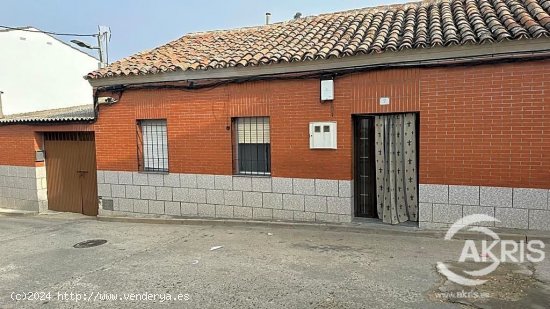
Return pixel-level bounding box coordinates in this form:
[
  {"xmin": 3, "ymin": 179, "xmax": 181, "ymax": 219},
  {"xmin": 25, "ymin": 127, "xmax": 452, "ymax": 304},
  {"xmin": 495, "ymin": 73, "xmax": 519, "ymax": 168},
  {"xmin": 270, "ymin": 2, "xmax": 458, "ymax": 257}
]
[
  {"xmin": 419, "ymin": 184, "xmax": 550, "ymax": 231},
  {"xmin": 35, "ymin": 166, "xmax": 48, "ymax": 212},
  {"xmin": 0, "ymin": 165, "xmax": 42, "ymax": 211},
  {"xmin": 97, "ymin": 170, "xmax": 353, "ymax": 223}
]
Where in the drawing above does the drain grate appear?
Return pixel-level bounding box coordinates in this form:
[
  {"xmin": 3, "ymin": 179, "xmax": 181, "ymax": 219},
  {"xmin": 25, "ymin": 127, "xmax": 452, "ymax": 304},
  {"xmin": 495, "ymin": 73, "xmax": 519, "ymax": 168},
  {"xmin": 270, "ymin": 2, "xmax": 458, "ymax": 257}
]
[{"xmin": 73, "ymin": 239, "xmax": 107, "ymax": 248}]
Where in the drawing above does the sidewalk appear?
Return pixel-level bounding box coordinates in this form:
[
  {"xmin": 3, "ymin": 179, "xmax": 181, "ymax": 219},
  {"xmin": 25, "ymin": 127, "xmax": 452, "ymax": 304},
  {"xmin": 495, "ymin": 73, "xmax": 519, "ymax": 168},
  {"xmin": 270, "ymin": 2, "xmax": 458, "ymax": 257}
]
[
  {"xmin": 0, "ymin": 207, "xmax": 37, "ymax": 217},
  {"xmin": 97, "ymin": 213, "xmax": 550, "ymax": 242},
  {"xmin": 3, "ymin": 207, "xmax": 548, "ymax": 242}
]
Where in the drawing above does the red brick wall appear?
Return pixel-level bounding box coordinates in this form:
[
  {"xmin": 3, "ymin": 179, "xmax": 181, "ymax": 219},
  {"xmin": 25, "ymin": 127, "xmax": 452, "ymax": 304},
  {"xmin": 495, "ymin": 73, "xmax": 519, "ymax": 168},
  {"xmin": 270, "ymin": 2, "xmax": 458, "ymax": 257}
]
[
  {"xmin": 93, "ymin": 59, "xmax": 549, "ymax": 188},
  {"xmin": 419, "ymin": 61, "xmax": 549, "ymax": 188},
  {"xmin": 0, "ymin": 59, "xmax": 548, "ymax": 189},
  {"xmin": 0, "ymin": 123, "xmax": 94, "ymax": 167},
  {"xmin": 0, "ymin": 125, "xmax": 36, "ymax": 166}
]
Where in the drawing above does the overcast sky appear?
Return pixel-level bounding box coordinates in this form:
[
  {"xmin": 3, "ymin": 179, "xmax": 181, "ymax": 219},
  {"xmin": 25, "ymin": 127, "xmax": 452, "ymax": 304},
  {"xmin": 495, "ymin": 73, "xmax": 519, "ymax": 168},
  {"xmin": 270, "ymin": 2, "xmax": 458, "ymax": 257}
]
[{"xmin": 1, "ymin": 0, "xmax": 395, "ymax": 62}]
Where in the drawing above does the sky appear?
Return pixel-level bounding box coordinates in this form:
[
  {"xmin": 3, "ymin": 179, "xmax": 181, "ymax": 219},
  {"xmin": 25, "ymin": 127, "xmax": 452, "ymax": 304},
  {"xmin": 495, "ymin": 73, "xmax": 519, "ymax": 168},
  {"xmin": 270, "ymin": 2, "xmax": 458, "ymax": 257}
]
[{"xmin": 1, "ymin": 0, "xmax": 395, "ymax": 62}]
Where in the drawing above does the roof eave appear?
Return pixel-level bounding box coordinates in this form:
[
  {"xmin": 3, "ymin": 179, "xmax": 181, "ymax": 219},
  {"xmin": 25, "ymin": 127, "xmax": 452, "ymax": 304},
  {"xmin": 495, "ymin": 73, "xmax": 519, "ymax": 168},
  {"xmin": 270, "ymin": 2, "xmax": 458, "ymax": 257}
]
[
  {"xmin": 0, "ymin": 117, "xmax": 95, "ymax": 125},
  {"xmin": 88, "ymin": 38, "xmax": 550, "ymax": 88}
]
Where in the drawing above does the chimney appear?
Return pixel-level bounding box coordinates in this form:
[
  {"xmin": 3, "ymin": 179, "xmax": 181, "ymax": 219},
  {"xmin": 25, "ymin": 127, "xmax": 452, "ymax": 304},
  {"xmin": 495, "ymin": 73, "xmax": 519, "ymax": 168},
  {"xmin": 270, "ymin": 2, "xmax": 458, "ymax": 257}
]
[
  {"xmin": 265, "ymin": 12, "xmax": 271, "ymax": 25},
  {"xmin": 0, "ymin": 91, "xmax": 4, "ymax": 118}
]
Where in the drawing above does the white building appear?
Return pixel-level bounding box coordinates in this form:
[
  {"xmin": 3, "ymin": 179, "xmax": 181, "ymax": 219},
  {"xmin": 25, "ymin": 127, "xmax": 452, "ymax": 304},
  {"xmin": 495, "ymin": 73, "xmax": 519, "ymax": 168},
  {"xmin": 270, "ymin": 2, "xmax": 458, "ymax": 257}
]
[{"xmin": 0, "ymin": 27, "xmax": 99, "ymax": 115}]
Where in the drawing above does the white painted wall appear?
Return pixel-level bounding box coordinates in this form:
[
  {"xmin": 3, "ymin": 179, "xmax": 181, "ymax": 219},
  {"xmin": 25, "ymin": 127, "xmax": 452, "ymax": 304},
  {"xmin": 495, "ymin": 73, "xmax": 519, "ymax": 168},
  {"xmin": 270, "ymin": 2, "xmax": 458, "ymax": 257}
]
[{"xmin": 0, "ymin": 28, "xmax": 99, "ymax": 115}]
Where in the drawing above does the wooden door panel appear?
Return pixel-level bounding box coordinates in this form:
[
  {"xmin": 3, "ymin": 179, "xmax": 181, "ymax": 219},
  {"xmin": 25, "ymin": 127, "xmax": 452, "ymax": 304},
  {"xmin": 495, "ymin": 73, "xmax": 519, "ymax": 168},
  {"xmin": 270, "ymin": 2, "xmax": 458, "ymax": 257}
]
[
  {"xmin": 79, "ymin": 140, "xmax": 98, "ymax": 216},
  {"xmin": 44, "ymin": 132, "xmax": 97, "ymax": 216},
  {"xmin": 45, "ymin": 140, "xmax": 82, "ymax": 213}
]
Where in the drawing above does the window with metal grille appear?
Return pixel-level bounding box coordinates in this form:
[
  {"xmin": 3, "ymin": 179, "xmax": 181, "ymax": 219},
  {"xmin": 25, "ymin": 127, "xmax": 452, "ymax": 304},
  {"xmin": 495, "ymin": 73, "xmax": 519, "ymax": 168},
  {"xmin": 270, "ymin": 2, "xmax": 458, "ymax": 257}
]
[
  {"xmin": 232, "ymin": 117, "xmax": 271, "ymax": 175},
  {"xmin": 137, "ymin": 119, "xmax": 168, "ymax": 172}
]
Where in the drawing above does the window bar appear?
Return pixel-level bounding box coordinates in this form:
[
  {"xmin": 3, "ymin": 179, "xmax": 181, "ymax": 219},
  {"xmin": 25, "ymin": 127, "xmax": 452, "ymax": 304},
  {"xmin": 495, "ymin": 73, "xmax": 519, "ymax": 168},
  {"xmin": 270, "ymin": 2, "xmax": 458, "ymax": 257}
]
[
  {"xmin": 161, "ymin": 122, "xmax": 165, "ymax": 171},
  {"xmin": 145, "ymin": 122, "xmax": 149, "ymax": 171},
  {"xmin": 231, "ymin": 120, "xmax": 239, "ymax": 174},
  {"xmin": 136, "ymin": 121, "xmax": 141, "ymax": 171},
  {"xmin": 157, "ymin": 122, "xmax": 160, "ymax": 171},
  {"xmin": 144, "ymin": 122, "xmax": 147, "ymax": 171},
  {"xmin": 248, "ymin": 119, "xmax": 251, "ymax": 174},
  {"xmin": 147, "ymin": 122, "xmax": 150, "ymax": 171},
  {"xmin": 158, "ymin": 122, "xmax": 162, "ymax": 171},
  {"xmin": 262, "ymin": 118, "xmax": 269, "ymax": 175},
  {"xmin": 155, "ymin": 122, "xmax": 159, "ymax": 171},
  {"xmin": 244, "ymin": 118, "xmax": 247, "ymax": 175},
  {"xmin": 260, "ymin": 117, "xmax": 264, "ymax": 174},
  {"xmin": 254, "ymin": 117, "xmax": 260, "ymax": 176},
  {"xmin": 163, "ymin": 123, "xmax": 167, "ymax": 171},
  {"xmin": 149, "ymin": 123, "xmax": 153, "ymax": 171},
  {"xmin": 234, "ymin": 120, "xmax": 238, "ymax": 174}
]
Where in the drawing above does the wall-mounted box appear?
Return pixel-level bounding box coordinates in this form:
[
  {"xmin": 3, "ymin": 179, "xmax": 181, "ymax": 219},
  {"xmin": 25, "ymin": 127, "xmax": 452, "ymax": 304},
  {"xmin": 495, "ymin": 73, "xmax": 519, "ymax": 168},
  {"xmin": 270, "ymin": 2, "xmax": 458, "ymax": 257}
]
[
  {"xmin": 320, "ymin": 79, "xmax": 334, "ymax": 101},
  {"xmin": 35, "ymin": 150, "xmax": 45, "ymax": 162},
  {"xmin": 309, "ymin": 122, "xmax": 337, "ymax": 149}
]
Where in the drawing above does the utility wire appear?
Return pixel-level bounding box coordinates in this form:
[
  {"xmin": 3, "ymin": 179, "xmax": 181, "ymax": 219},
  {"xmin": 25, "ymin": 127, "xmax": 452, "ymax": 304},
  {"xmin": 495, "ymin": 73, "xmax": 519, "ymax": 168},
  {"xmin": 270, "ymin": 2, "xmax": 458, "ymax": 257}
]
[
  {"xmin": 96, "ymin": 49, "xmax": 550, "ymax": 95},
  {"xmin": 0, "ymin": 25, "xmax": 96, "ymax": 37}
]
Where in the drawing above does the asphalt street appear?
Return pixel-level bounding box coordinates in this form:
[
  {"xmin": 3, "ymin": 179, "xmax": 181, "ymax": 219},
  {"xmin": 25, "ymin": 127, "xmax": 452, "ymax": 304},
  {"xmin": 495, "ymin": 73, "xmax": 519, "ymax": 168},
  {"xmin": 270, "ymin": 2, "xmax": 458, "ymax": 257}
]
[{"xmin": 0, "ymin": 214, "xmax": 549, "ymax": 308}]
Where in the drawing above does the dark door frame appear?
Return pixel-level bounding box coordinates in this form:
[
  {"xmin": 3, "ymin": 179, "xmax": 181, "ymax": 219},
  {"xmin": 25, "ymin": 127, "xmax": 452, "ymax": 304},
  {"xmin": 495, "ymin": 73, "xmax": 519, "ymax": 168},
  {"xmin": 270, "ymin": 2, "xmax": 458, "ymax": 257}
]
[
  {"xmin": 352, "ymin": 112, "xmax": 420, "ymax": 220},
  {"xmin": 353, "ymin": 116, "xmax": 377, "ymax": 218}
]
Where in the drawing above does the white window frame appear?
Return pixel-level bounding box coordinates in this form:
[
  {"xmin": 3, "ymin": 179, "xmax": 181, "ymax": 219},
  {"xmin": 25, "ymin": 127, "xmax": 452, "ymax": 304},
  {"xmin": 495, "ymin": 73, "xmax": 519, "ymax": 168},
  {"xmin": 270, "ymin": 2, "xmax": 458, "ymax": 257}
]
[
  {"xmin": 233, "ymin": 117, "xmax": 271, "ymax": 175},
  {"xmin": 138, "ymin": 119, "xmax": 169, "ymax": 172}
]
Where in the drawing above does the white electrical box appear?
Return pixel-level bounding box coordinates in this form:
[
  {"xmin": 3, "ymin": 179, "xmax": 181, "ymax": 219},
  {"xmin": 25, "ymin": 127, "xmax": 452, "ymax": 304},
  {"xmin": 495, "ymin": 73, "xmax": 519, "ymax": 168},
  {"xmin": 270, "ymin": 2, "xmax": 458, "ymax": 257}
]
[
  {"xmin": 309, "ymin": 122, "xmax": 337, "ymax": 149},
  {"xmin": 320, "ymin": 79, "xmax": 334, "ymax": 101},
  {"xmin": 379, "ymin": 97, "xmax": 390, "ymax": 105}
]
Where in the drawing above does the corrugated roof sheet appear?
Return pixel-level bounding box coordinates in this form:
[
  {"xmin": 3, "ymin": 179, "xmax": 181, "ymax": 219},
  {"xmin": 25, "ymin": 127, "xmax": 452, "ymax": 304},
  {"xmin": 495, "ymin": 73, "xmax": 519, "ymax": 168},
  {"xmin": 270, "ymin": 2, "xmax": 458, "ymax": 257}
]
[
  {"xmin": 87, "ymin": 0, "xmax": 550, "ymax": 80},
  {"xmin": 0, "ymin": 105, "xmax": 95, "ymax": 124}
]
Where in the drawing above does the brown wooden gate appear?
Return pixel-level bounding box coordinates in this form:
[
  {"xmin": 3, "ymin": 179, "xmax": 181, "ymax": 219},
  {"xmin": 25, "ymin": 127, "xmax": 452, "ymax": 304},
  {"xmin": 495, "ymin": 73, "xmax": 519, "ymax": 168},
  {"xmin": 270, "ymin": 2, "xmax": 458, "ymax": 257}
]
[{"xmin": 44, "ymin": 132, "xmax": 98, "ymax": 216}]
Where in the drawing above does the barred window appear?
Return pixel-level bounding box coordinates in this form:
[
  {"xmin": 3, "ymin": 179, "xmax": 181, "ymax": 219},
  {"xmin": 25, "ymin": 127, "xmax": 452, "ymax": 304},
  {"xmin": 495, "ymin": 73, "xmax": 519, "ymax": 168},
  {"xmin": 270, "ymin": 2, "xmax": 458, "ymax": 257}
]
[
  {"xmin": 233, "ymin": 117, "xmax": 271, "ymax": 175},
  {"xmin": 137, "ymin": 119, "xmax": 168, "ymax": 172}
]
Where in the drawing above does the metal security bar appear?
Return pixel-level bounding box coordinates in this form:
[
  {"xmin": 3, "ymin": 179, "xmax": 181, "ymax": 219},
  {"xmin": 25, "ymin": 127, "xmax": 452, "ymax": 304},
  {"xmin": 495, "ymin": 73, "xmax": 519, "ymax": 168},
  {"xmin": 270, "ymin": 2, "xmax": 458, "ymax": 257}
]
[
  {"xmin": 137, "ymin": 119, "xmax": 168, "ymax": 172},
  {"xmin": 233, "ymin": 117, "xmax": 271, "ymax": 175},
  {"xmin": 44, "ymin": 132, "xmax": 94, "ymax": 141}
]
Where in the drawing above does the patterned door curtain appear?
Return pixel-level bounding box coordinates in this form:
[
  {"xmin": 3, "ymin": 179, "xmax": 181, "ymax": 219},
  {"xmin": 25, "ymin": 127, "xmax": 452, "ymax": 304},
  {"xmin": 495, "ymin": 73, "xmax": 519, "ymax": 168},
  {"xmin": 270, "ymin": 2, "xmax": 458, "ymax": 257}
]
[{"xmin": 374, "ymin": 113, "xmax": 418, "ymax": 224}]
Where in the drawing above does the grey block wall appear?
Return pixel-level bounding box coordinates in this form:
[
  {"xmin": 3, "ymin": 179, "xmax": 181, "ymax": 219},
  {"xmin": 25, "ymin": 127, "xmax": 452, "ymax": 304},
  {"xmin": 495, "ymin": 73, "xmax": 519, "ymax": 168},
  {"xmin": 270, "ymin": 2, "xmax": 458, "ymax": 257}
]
[
  {"xmin": 0, "ymin": 165, "xmax": 44, "ymax": 211},
  {"xmin": 419, "ymin": 184, "xmax": 550, "ymax": 231},
  {"xmin": 97, "ymin": 170, "xmax": 353, "ymax": 223},
  {"xmin": 35, "ymin": 166, "xmax": 48, "ymax": 212}
]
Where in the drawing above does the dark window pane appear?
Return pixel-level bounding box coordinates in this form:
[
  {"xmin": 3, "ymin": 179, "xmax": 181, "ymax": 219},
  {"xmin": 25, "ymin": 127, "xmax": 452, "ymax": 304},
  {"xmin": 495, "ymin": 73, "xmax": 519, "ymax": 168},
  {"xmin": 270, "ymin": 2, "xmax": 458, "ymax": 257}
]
[{"xmin": 238, "ymin": 143, "xmax": 270, "ymax": 174}]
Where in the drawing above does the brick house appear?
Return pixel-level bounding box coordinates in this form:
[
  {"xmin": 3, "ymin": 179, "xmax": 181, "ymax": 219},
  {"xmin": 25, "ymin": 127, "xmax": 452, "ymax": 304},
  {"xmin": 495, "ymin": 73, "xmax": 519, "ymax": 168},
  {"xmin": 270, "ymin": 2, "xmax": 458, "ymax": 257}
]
[{"xmin": 0, "ymin": 0, "xmax": 549, "ymax": 230}]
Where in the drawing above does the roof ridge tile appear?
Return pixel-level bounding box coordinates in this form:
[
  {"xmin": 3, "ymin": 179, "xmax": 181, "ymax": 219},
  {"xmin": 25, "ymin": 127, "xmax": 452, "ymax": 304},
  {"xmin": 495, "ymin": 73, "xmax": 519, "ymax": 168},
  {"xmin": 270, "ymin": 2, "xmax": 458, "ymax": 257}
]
[{"xmin": 87, "ymin": 0, "xmax": 550, "ymax": 80}]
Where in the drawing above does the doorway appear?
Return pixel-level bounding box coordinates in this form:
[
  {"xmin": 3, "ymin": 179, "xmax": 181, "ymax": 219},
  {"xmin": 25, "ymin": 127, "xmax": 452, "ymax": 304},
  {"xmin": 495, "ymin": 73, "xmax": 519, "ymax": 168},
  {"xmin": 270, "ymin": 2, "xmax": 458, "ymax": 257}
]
[
  {"xmin": 353, "ymin": 113, "xmax": 419, "ymax": 224},
  {"xmin": 354, "ymin": 116, "xmax": 377, "ymax": 218},
  {"xmin": 44, "ymin": 132, "xmax": 98, "ymax": 216}
]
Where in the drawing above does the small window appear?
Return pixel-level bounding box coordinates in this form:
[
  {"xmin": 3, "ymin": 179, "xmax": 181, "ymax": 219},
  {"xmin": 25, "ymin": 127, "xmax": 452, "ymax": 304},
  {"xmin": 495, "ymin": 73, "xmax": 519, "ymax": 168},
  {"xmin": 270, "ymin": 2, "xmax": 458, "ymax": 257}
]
[
  {"xmin": 233, "ymin": 117, "xmax": 271, "ymax": 175},
  {"xmin": 137, "ymin": 119, "xmax": 168, "ymax": 172}
]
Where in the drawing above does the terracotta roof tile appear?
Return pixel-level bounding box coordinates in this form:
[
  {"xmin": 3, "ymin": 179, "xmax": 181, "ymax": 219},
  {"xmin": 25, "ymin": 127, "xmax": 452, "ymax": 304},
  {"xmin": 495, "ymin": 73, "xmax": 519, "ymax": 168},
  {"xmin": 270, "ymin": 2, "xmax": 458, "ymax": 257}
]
[{"xmin": 88, "ymin": 0, "xmax": 550, "ymax": 80}]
